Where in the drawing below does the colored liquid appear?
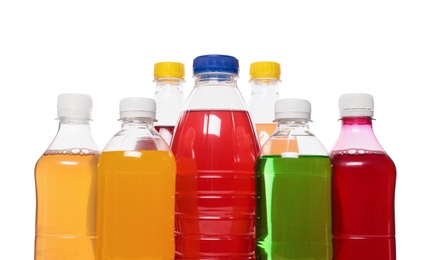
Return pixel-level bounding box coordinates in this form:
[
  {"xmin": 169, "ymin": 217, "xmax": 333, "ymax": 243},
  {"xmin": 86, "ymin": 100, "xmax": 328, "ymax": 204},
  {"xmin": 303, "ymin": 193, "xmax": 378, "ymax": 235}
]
[
  {"xmin": 330, "ymin": 149, "xmax": 396, "ymax": 260},
  {"xmin": 155, "ymin": 125, "xmax": 175, "ymax": 145},
  {"xmin": 255, "ymin": 123, "xmax": 277, "ymax": 147},
  {"xmin": 34, "ymin": 150, "xmax": 98, "ymax": 260},
  {"xmin": 96, "ymin": 150, "xmax": 176, "ymax": 259},
  {"xmin": 171, "ymin": 110, "xmax": 259, "ymax": 259},
  {"xmin": 256, "ymin": 155, "xmax": 333, "ymax": 260}
]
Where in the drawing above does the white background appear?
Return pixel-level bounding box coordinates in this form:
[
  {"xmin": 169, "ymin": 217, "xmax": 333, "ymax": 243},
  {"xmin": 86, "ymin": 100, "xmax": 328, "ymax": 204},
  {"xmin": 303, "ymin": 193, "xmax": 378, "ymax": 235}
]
[{"xmin": 1, "ymin": 0, "xmax": 430, "ymax": 259}]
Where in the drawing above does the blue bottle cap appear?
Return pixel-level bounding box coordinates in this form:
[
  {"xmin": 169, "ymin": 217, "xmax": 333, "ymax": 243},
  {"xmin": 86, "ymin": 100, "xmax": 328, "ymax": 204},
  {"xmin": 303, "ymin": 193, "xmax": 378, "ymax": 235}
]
[{"xmin": 193, "ymin": 54, "xmax": 239, "ymax": 75}]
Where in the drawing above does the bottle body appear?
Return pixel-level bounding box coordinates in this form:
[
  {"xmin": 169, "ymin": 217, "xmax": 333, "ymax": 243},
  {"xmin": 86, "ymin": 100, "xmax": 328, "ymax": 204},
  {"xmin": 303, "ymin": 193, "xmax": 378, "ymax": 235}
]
[
  {"xmin": 96, "ymin": 108, "xmax": 176, "ymax": 259},
  {"xmin": 35, "ymin": 150, "xmax": 98, "ymax": 260},
  {"xmin": 154, "ymin": 79, "xmax": 185, "ymax": 145},
  {"xmin": 96, "ymin": 149, "xmax": 175, "ymax": 259},
  {"xmin": 256, "ymin": 117, "xmax": 333, "ymax": 259},
  {"xmin": 330, "ymin": 117, "xmax": 396, "ymax": 260},
  {"xmin": 247, "ymin": 79, "xmax": 279, "ymax": 147},
  {"xmin": 35, "ymin": 93, "xmax": 99, "ymax": 260},
  {"xmin": 171, "ymin": 55, "xmax": 259, "ymax": 259},
  {"xmin": 173, "ymin": 109, "xmax": 258, "ymax": 259},
  {"xmin": 155, "ymin": 125, "xmax": 175, "ymax": 144}
]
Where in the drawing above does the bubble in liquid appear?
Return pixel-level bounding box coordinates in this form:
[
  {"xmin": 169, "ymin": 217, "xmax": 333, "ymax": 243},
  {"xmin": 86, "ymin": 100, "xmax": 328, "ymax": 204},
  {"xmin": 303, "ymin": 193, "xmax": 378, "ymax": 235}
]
[
  {"xmin": 81, "ymin": 148, "xmax": 91, "ymax": 155},
  {"xmin": 347, "ymin": 149, "xmax": 356, "ymax": 154},
  {"xmin": 334, "ymin": 148, "xmax": 387, "ymax": 156},
  {"xmin": 44, "ymin": 148, "xmax": 99, "ymax": 156}
]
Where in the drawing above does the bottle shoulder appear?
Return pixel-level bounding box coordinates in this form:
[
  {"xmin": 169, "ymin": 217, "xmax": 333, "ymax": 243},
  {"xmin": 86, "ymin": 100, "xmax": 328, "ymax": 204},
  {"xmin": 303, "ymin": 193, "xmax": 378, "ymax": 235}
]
[
  {"xmin": 186, "ymin": 84, "xmax": 247, "ymax": 110},
  {"xmin": 331, "ymin": 126, "xmax": 385, "ymax": 152},
  {"xmin": 261, "ymin": 134, "xmax": 329, "ymax": 157},
  {"xmin": 102, "ymin": 127, "xmax": 170, "ymax": 152},
  {"xmin": 46, "ymin": 123, "xmax": 99, "ymax": 152}
]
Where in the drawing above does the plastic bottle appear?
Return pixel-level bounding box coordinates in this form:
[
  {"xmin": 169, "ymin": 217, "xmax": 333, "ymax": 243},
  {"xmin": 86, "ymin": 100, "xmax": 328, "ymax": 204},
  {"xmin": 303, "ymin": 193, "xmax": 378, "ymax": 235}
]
[
  {"xmin": 34, "ymin": 93, "xmax": 99, "ymax": 260},
  {"xmin": 171, "ymin": 54, "xmax": 260, "ymax": 259},
  {"xmin": 330, "ymin": 93, "xmax": 396, "ymax": 260},
  {"xmin": 256, "ymin": 98, "xmax": 333, "ymax": 259},
  {"xmin": 153, "ymin": 61, "xmax": 186, "ymax": 145},
  {"xmin": 247, "ymin": 61, "xmax": 281, "ymax": 147},
  {"xmin": 96, "ymin": 97, "xmax": 176, "ymax": 259}
]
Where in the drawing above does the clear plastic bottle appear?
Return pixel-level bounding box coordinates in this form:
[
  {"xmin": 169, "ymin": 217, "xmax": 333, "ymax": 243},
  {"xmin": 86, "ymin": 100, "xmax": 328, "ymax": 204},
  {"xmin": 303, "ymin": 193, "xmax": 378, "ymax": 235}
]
[
  {"xmin": 256, "ymin": 98, "xmax": 333, "ymax": 259},
  {"xmin": 34, "ymin": 93, "xmax": 99, "ymax": 260},
  {"xmin": 330, "ymin": 93, "xmax": 396, "ymax": 260},
  {"xmin": 96, "ymin": 97, "xmax": 176, "ymax": 259},
  {"xmin": 247, "ymin": 61, "xmax": 281, "ymax": 147},
  {"xmin": 153, "ymin": 61, "xmax": 186, "ymax": 145},
  {"xmin": 171, "ymin": 54, "xmax": 260, "ymax": 259}
]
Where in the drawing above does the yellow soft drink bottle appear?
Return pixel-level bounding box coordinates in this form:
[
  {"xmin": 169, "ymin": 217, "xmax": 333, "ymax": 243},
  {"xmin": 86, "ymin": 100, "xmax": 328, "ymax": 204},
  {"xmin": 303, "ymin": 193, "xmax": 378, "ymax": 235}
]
[
  {"xmin": 96, "ymin": 97, "xmax": 176, "ymax": 259},
  {"xmin": 34, "ymin": 93, "xmax": 99, "ymax": 260}
]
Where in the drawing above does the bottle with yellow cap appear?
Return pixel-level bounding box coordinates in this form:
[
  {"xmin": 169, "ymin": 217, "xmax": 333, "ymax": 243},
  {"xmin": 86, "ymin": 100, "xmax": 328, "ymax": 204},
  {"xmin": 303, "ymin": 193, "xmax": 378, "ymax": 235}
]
[
  {"xmin": 247, "ymin": 61, "xmax": 281, "ymax": 147},
  {"xmin": 153, "ymin": 61, "xmax": 186, "ymax": 145}
]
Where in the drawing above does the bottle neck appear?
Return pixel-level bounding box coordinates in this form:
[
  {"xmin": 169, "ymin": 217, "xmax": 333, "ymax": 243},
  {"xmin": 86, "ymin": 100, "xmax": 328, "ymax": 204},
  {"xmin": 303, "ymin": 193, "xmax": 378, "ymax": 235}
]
[
  {"xmin": 121, "ymin": 118, "xmax": 156, "ymax": 128},
  {"xmin": 194, "ymin": 72, "xmax": 238, "ymax": 86},
  {"xmin": 250, "ymin": 78, "xmax": 280, "ymax": 94},
  {"xmin": 154, "ymin": 77, "xmax": 184, "ymax": 93},
  {"xmin": 59, "ymin": 117, "xmax": 90, "ymax": 125},
  {"xmin": 118, "ymin": 118, "xmax": 158, "ymax": 137},
  {"xmin": 331, "ymin": 116, "xmax": 384, "ymax": 152},
  {"xmin": 275, "ymin": 119, "xmax": 311, "ymax": 136},
  {"xmin": 47, "ymin": 117, "xmax": 99, "ymax": 152}
]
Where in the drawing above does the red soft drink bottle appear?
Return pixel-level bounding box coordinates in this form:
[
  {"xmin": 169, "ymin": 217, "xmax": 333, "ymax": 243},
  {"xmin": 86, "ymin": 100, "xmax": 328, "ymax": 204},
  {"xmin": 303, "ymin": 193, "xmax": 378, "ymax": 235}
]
[
  {"xmin": 171, "ymin": 54, "xmax": 259, "ymax": 259},
  {"xmin": 330, "ymin": 93, "xmax": 396, "ymax": 260}
]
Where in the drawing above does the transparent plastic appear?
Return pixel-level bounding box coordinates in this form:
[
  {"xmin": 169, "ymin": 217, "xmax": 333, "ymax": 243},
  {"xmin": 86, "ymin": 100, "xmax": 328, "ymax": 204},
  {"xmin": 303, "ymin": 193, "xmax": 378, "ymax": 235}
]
[
  {"xmin": 34, "ymin": 93, "xmax": 99, "ymax": 260},
  {"xmin": 96, "ymin": 97, "xmax": 176, "ymax": 259},
  {"xmin": 256, "ymin": 99, "xmax": 333, "ymax": 259},
  {"xmin": 153, "ymin": 62, "xmax": 186, "ymax": 145},
  {"xmin": 247, "ymin": 62, "xmax": 281, "ymax": 147},
  {"xmin": 171, "ymin": 55, "xmax": 259, "ymax": 259},
  {"xmin": 330, "ymin": 116, "xmax": 396, "ymax": 260}
]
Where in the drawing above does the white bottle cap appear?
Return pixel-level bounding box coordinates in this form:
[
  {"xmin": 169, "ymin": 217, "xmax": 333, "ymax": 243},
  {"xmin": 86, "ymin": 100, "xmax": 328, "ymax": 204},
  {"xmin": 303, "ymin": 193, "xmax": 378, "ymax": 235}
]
[
  {"xmin": 274, "ymin": 98, "xmax": 311, "ymax": 121},
  {"xmin": 120, "ymin": 97, "xmax": 157, "ymax": 120},
  {"xmin": 57, "ymin": 93, "xmax": 92, "ymax": 119},
  {"xmin": 339, "ymin": 93, "xmax": 374, "ymax": 117}
]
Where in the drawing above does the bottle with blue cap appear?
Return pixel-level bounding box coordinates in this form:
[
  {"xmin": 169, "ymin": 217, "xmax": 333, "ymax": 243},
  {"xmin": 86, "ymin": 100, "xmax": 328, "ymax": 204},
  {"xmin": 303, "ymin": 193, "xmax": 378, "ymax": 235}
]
[
  {"xmin": 171, "ymin": 54, "xmax": 260, "ymax": 259},
  {"xmin": 34, "ymin": 93, "xmax": 99, "ymax": 260},
  {"xmin": 330, "ymin": 93, "xmax": 396, "ymax": 260},
  {"xmin": 96, "ymin": 97, "xmax": 176, "ymax": 259},
  {"xmin": 255, "ymin": 98, "xmax": 333, "ymax": 259}
]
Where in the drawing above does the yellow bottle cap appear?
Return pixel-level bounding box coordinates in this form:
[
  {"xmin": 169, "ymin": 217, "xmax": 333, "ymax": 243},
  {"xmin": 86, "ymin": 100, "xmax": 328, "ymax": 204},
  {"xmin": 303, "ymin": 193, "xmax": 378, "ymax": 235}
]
[
  {"xmin": 249, "ymin": 61, "xmax": 281, "ymax": 80},
  {"xmin": 154, "ymin": 62, "xmax": 185, "ymax": 79}
]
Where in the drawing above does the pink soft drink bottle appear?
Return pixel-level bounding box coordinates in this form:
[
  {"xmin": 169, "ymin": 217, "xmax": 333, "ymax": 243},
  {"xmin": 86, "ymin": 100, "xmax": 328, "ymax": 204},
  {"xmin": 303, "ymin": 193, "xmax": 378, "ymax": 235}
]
[
  {"xmin": 171, "ymin": 54, "xmax": 260, "ymax": 259},
  {"xmin": 330, "ymin": 93, "xmax": 396, "ymax": 260}
]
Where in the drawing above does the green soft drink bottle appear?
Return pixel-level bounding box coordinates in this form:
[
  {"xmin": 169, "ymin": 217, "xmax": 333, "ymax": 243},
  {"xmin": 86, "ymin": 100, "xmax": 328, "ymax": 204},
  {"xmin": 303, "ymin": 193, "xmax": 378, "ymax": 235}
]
[{"xmin": 256, "ymin": 98, "xmax": 333, "ymax": 259}]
